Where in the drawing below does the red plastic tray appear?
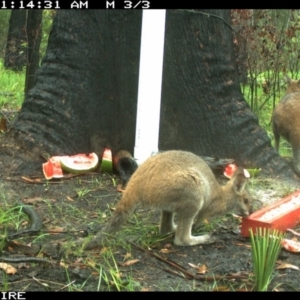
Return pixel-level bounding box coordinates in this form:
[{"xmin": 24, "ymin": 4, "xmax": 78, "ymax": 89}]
[{"xmin": 241, "ymin": 190, "xmax": 300, "ymax": 237}]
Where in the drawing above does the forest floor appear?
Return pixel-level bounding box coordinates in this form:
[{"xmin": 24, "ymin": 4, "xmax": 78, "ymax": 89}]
[{"xmin": 1, "ymin": 170, "xmax": 300, "ymax": 292}]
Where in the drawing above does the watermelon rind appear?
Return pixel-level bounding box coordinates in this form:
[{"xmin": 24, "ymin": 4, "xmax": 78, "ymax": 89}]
[
  {"xmin": 100, "ymin": 148, "xmax": 113, "ymax": 173},
  {"xmin": 60, "ymin": 153, "xmax": 99, "ymax": 174}
]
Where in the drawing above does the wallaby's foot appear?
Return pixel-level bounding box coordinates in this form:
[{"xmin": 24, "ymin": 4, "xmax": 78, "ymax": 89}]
[
  {"xmin": 174, "ymin": 234, "xmax": 216, "ymax": 246},
  {"xmin": 292, "ymin": 148, "xmax": 300, "ymax": 176}
]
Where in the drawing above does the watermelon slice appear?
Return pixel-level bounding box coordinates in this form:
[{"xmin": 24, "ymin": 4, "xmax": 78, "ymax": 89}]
[
  {"xmin": 60, "ymin": 153, "xmax": 99, "ymax": 174},
  {"xmin": 42, "ymin": 156, "xmax": 64, "ymax": 180},
  {"xmin": 224, "ymin": 163, "xmax": 250, "ymax": 179},
  {"xmin": 42, "ymin": 153, "xmax": 99, "ymax": 179},
  {"xmin": 224, "ymin": 163, "xmax": 238, "ymax": 178}
]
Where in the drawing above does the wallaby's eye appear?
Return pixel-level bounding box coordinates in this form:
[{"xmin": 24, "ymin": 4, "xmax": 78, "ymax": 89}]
[{"xmin": 244, "ymin": 198, "xmax": 249, "ymax": 205}]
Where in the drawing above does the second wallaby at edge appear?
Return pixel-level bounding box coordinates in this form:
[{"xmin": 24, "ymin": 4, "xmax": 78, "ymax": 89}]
[
  {"xmin": 83, "ymin": 150, "xmax": 252, "ymax": 249},
  {"xmin": 272, "ymin": 76, "xmax": 300, "ymax": 176}
]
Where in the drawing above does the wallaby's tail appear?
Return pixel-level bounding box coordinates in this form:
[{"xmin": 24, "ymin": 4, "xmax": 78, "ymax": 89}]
[{"xmin": 83, "ymin": 197, "xmax": 136, "ymax": 250}]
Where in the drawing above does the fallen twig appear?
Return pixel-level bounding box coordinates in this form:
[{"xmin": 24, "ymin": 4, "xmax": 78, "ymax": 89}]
[
  {"xmin": 129, "ymin": 241, "xmax": 195, "ymax": 279},
  {"xmin": 57, "ymin": 280, "xmax": 76, "ymax": 291},
  {"xmin": 129, "ymin": 241, "xmax": 250, "ymax": 282},
  {"xmin": 0, "ymin": 256, "xmax": 53, "ymax": 264}
]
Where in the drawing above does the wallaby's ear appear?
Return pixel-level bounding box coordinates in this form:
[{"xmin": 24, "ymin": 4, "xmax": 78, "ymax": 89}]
[{"xmin": 230, "ymin": 167, "xmax": 248, "ymax": 193}]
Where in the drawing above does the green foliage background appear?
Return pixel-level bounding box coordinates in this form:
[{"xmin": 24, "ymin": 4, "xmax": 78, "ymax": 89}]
[{"xmin": 0, "ymin": 10, "xmax": 54, "ymax": 109}]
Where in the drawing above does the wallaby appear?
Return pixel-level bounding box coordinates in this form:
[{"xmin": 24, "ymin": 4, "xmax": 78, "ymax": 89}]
[
  {"xmin": 272, "ymin": 76, "xmax": 300, "ymax": 175},
  {"xmin": 113, "ymin": 150, "xmax": 138, "ymax": 189},
  {"xmin": 83, "ymin": 150, "xmax": 251, "ymax": 249}
]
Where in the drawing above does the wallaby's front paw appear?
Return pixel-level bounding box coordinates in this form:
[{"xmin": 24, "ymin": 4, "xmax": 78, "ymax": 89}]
[{"xmin": 174, "ymin": 234, "xmax": 216, "ymax": 246}]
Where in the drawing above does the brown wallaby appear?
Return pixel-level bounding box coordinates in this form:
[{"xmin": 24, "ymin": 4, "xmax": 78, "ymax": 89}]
[
  {"xmin": 272, "ymin": 76, "xmax": 300, "ymax": 175},
  {"xmin": 113, "ymin": 150, "xmax": 138, "ymax": 189},
  {"xmin": 83, "ymin": 150, "xmax": 251, "ymax": 249}
]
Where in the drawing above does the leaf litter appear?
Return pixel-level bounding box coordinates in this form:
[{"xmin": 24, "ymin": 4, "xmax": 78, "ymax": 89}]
[{"xmin": 1, "ymin": 172, "xmax": 300, "ymax": 290}]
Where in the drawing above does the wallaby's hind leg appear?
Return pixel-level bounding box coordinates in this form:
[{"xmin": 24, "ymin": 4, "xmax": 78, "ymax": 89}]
[
  {"xmin": 174, "ymin": 209, "xmax": 214, "ymax": 246},
  {"xmin": 292, "ymin": 145, "xmax": 300, "ymax": 176},
  {"xmin": 272, "ymin": 123, "xmax": 280, "ymax": 152},
  {"xmin": 160, "ymin": 211, "xmax": 176, "ymax": 235}
]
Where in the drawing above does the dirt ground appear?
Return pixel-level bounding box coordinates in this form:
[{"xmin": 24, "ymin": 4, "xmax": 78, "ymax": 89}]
[{"xmin": 1, "ymin": 171, "xmax": 300, "ymax": 292}]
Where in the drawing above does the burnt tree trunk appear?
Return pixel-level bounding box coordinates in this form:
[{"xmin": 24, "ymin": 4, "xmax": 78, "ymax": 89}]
[
  {"xmin": 0, "ymin": 10, "xmax": 297, "ymax": 182},
  {"xmin": 24, "ymin": 10, "xmax": 43, "ymax": 96},
  {"xmin": 158, "ymin": 10, "xmax": 296, "ymax": 180},
  {"xmin": 4, "ymin": 10, "xmax": 27, "ymax": 71}
]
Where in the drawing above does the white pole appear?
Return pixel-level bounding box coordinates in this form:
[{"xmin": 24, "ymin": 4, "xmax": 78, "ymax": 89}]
[{"xmin": 134, "ymin": 10, "xmax": 166, "ymax": 165}]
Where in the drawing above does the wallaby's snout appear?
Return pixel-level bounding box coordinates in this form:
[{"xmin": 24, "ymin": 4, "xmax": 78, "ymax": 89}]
[
  {"xmin": 235, "ymin": 190, "xmax": 252, "ymax": 217},
  {"xmin": 241, "ymin": 195, "xmax": 252, "ymax": 216},
  {"xmin": 229, "ymin": 167, "xmax": 252, "ymax": 217}
]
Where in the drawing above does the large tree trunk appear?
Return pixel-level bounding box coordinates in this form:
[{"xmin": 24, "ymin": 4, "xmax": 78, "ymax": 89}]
[
  {"xmin": 4, "ymin": 10, "xmax": 27, "ymax": 71},
  {"xmin": 0, "ymin": 10, "xmax": 142, "ymax": 175},
  {"xmin": 159, "ymin": 10, "xmax": 290, "ymax": 178},
  {"xmin": 0, "ymin": 10, "xmax": 297, "ymax": 182},
  {"xmin": 24, "ymin": 10, "xmax": 43, "ymax": 96}
]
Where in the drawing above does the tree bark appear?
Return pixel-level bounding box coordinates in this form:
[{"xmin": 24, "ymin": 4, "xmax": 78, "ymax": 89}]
[
  {"xmin": 24, "ymin": 10, "xmax": 43, "ymax": 96},
  {"xmin": 4, "ymin": 10, "xmax": 27, "ymax": 71},
  {"xmin": 0, "ymin": 10, "xmax": 297, "ymax": 182},
  {"xmin": 158, "ymin": 10, "xmax": 296, "ymax": 179},
  {"xmin": 0, "ymin": 10, "xmax": 142, "ymax": 175}
]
